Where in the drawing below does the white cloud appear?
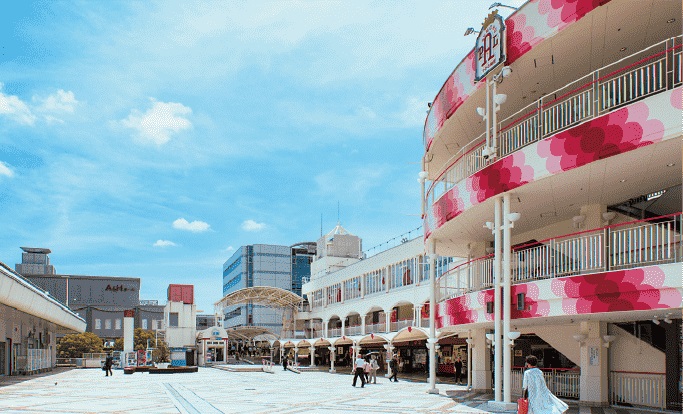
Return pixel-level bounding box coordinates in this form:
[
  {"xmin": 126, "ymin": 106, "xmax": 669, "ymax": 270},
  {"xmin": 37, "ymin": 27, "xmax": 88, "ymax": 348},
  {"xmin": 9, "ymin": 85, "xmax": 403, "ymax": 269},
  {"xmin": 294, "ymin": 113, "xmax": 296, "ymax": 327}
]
[
  {"xmin": 35, "ymin": 89, "xmax": 78, "ymax": 114},
  {"xmin": 153, "ymin": 239, "xmax": 176, "ymax": 247},
  {"xmin": 0, "ymin": 161, "xmax": 14, "ymax": 177},
  {"xmin": 173, "ymin": 217, "xmax": 210, "ymax": 233},
  {"xmin": 121, "ymin": 99, "xmax": 192, "ymax": 145},
  {"xmin": 241, "ymin": 219, "xmax": 266, "ymax": 232},
  {"xmin": 396, "ymin": 97, "xmax": 429, "ymax": 127},
  {"xmin": 0, "ymin": 83, "xmax": 36, "ymax": 125},
  {"xmin": 223, "ymin": 246, "xmax": 234, "ymax": 253}
]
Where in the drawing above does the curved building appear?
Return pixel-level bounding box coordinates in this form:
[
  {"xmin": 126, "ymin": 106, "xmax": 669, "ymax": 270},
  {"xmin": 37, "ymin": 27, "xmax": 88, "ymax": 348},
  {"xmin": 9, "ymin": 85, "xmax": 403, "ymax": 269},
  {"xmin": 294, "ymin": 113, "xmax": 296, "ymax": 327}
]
[{"xmin": 299, "ymin": 1, "xmax": 682, "ymax": 411}]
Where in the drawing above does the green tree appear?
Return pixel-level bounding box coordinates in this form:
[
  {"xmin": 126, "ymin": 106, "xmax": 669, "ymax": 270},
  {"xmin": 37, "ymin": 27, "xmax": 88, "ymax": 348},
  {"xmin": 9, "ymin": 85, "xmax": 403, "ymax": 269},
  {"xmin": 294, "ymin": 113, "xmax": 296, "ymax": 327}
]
[
  {"xmin": 57, "ymin": 332, "xmax": 104, "ymax": 358},
  {"xmin": 113, "ymin": 329, "xmax": 169, "ymax": 362}
]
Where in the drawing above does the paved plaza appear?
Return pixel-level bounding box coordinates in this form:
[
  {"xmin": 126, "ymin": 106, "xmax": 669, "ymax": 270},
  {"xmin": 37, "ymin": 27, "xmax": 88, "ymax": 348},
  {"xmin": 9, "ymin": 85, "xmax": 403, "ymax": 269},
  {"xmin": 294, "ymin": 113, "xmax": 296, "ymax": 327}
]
[{"xmin": 0, "ymin": 367, "xmax": 671, "ymax": 414}]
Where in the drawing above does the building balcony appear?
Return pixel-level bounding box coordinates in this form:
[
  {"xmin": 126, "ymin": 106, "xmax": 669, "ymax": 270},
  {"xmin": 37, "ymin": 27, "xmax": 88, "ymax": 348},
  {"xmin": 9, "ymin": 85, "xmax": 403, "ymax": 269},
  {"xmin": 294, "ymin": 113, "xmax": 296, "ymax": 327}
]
[
  {"xmin": 437, "ymin": 213, "xmax": 682, "ymax": 302},
  {"xmin": 425, "ymin": 36, "xmax": 682, "ymax": 237}
]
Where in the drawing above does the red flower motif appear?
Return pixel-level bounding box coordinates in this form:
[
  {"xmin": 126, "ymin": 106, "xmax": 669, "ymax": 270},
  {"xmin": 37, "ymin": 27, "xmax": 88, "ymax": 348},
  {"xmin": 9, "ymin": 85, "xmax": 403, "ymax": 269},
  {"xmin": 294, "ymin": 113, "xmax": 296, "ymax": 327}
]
[
  {"xmin": 511, "ymin": 283, "xmax": 550, "ymax": 319},
  {"xmin": 467, "ymin": 151, "xmax": 534, "ymax": 204}
]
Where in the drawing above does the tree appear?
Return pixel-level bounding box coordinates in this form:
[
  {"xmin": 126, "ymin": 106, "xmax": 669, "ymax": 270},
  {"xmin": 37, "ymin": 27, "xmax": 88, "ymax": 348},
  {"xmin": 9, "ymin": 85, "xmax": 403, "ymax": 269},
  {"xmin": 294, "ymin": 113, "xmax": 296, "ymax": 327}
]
[
  {"xmin": 113, "ymin": 328, "xmax": 169, "ymax": 362},
  {"xmin": 57, "ymin": 332, "xmax": 104, "ymax": 358}
]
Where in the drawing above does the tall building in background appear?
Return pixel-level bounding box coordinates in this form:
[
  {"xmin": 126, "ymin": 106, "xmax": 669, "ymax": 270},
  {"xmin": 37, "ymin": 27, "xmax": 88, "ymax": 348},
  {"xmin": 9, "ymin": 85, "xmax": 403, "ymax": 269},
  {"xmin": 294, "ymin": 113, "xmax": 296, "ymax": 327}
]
[
  {"xmin": 15, "ymin": 247, "xmax": 164, "ymax": 344},
  {"xmin": 221, "ymin": 243, "xmax": 315, "ymax": 337}
]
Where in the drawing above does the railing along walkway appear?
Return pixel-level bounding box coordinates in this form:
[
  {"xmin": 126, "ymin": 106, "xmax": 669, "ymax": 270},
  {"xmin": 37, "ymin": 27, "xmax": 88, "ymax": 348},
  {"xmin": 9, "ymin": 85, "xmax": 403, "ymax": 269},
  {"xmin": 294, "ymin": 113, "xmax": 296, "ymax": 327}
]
[
  {"xmin": 438, "ymin": 214, "xmax": 682, "ymax": 301},
  {"xmin": 426, "ymin": 36, "xmax": 682, "ymax": 211},
  {"xmin": 511, "ymin": 368, "xmax": 580, "ymax": 399}
]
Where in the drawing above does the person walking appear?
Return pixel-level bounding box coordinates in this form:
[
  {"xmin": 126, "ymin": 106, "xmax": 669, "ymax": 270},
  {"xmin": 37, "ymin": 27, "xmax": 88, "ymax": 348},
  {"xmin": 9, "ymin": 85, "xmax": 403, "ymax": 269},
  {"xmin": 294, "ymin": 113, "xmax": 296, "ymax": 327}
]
[
  {"xmin": 282, "ymin": 355, "xmax": 288, "ymax": 371},
  {"xmin": 454, "ymin": 357, "xmax": 463, "ymax": 385},
  {"xmin": 388, "ymin": 355, "xmax": 398, "ymax": 382},
  {"xmin": 369, "ymin": 355, "xmax": 379, "ymax": 384},
  {"xmin": 522, "ymin": 355, "xmax": 568, "ymax": 414},
  {"xmin": 352, "ymin": 353, "xmax": 366, "ymax": 387},
  {"xmin": 104, "ymin": 354, "xmax": 113, "ymax": 377},
  {"xmin": 363, "ymin": 355, "xmax": 371, "ymax": 383}
]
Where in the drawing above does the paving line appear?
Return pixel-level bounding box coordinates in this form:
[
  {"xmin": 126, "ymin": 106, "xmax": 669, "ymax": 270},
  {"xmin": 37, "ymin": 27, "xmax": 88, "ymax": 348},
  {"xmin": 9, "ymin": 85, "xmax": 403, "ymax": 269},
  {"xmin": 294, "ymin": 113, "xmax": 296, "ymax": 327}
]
[{"xmin": 163, "ymin": 383, "xmax": 223, "ymax": 414}]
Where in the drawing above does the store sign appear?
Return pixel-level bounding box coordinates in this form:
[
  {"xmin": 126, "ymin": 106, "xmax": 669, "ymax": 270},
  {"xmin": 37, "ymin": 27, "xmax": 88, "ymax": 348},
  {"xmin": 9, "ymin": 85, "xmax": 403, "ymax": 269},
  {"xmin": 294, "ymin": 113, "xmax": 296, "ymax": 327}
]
[
  {"xmin": 106, "ymin": 284, "xmax": 135, "ymax": 292},
  {"xmin": 475, "ymin": 12, "xmax": 506, "ymax": 81}
]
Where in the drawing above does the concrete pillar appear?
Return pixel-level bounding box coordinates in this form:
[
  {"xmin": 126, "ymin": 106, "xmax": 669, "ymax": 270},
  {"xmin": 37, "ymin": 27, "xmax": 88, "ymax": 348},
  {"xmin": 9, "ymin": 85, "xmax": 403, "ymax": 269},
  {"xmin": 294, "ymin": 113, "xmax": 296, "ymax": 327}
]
[
  {"xmin": 324, "ymin": 319, "xmax": 329, "ymax": 338},
  {"xmin": 493, "ymin": 196, "xmax": 502, "ymax": 402},
  {"xmin": 341, "ymin": 318, "xmax": 346, "ymax": 337},
  {"xmin": 427, "ymin": 241, "xmax": 439, "ymax": 394},
  {"xmin": 123, "ymin": 310, "xmax": 134, "ymax": 356},
  {"xmin": 361, "ymin": 315, "xmax": 366, "ymax": 335},
  {"xmin": 328, "ymin": 346, "xmax": 336, "ymax": 373},
  {"xmin": 310, "ymin": 345, "xmax": 316, "ymax": 367},
  {"xmin": 471, "ymin": 328, "xmax": 492, "ymax": 392},
  {"xmin": 579, "ymin": 321, "xmax": 609, "ymax": 406},
  {"xmin": 385, "ymin": 312, "xmax": 391, "ymax": 332},
  {"xmin": 383, "ymin": 343, "xmax": 395, "ymax": 378}
]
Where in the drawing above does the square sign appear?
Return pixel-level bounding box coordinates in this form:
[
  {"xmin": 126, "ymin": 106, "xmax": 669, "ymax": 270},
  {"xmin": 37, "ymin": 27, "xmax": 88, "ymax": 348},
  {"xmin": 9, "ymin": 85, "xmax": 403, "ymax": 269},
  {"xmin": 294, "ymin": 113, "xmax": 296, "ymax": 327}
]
[{"xmin": 475, "ymin": 12, "xmax": 506, "ymax": 82}]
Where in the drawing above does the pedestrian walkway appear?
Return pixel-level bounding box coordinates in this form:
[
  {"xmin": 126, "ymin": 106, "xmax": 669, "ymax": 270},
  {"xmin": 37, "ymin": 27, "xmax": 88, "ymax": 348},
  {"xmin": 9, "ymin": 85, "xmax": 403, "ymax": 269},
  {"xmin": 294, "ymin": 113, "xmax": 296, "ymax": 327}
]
[{"xmin": 0, "ymin": 367, "xmax": 675, "ymax": 413}]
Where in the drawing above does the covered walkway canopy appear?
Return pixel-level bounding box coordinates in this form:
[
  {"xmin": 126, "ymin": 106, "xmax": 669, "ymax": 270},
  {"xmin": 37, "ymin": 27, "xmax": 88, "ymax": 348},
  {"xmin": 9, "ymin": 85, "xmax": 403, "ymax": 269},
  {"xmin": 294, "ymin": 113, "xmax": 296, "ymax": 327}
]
[{"xmin": 214, "ymin": 286, "xmax": 303, "ymax": 310}]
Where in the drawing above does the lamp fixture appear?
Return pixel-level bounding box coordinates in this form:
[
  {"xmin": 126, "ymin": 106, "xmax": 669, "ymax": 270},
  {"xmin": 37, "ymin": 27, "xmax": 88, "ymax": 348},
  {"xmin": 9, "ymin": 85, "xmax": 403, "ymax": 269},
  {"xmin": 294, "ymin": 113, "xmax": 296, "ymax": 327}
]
[
  {"xmin": 652, "ymin": 317, "xmax": 660, "ymax": 325},
  {"xmin": 465, "ymin": 338, "xmax": 474, "ymax": 348},
  {"xmin": 602, "ymin": 211, "xmax": 616, "ymax": 225},
  {"xmin": 464, "ymin": 27, "xmax": 479, "ymax": 36},
  {"xmin": 481, "ymin": 145, "xmax": 496, "ymax": 160},
  {"xmin": 489, "ymin": 2, "xmax": 519, "ymax": 10},
  {"xmin": 507, "ymin": 212, "xmax": 521, "ymax": 224},
  {"xmin": 507, "ymin": 331, "xmax": 521, "ymax": 346},
  {"xmin": 476, "ymin": 107, "xmax": 487, "ymax": 118},
  {"xmin": 418, "ymin": 171, "xmax": 428, "ymax": 183},
  {"xmin": 494, "ymin": 93, "xmax": 508, "ymax": 106},
  {"xmin": 573, "ymin": 333, "xmax": 587, "ymax": 344},
  {"xmin": 572, "ymin": 214, "xmax": 586, "ymax": 228},
  {"xmin": 664, "ymin": 313, "xmax": 673, "ymax": 324},
  {"xmin": 500, "ymin": 66, "xmax": 512, "ymax": 78},
  {"xmin": 602, "ymin": 335, "xmax": 617, "ymax": 348},
  {"xmin": 485, "ymin": 247, "xmax": 495, "ymax": 254},
  {"xmin": 484, "ymin": 221, "xmax": 494, "ymax": 230}
]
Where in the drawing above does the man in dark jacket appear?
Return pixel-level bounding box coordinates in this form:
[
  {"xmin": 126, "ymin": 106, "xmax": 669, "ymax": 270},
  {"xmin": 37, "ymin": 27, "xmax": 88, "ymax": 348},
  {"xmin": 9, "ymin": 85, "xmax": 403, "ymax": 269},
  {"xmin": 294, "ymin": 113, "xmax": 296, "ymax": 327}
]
[
  {"xmin": 389, "ymin": 355, "xmax": 398, "ymax": 382},
  {"xmin": 104, "ymin": 354, "xmax": 114, "ymax": 377}
]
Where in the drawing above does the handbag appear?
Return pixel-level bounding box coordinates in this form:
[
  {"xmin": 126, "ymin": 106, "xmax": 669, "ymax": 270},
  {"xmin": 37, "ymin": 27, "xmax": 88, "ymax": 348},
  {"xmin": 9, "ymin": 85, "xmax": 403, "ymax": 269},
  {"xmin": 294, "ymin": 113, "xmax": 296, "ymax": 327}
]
[{"xmin": 517, "ymin": 397, "xmax": 529, "ymax": 414}]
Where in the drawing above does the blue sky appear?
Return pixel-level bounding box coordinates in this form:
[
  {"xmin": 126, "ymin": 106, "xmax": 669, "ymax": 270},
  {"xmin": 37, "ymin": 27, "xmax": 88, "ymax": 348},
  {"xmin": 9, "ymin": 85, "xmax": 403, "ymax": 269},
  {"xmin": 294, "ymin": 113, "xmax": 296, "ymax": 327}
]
[{"xmin": 0, "ymin": 1, "xmax": 524, "ymax": 313}]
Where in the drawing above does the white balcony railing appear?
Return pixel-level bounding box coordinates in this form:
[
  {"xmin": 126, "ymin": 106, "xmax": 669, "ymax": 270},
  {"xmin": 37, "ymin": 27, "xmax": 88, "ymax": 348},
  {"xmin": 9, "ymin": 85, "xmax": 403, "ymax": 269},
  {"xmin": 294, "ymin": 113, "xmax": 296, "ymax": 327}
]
[
  {"xmin": 365, "ymin": 323, "xmax": 386, "ymax": 334},
  {"xmin": 610, "ymin": 371, "xmax": 666, "ymax": 410},
  {"xmin": 426, "ymin": 36, "xmax": 682, "ymax": 232},
  {"xmin": 438, "ymin": 214, "xmax": 682, "ymax": 302},
  {"xmin": 345, "ymin": 325, "xmax": 362, "ymax": 336},
  {"xmin": 511, "ymin": 368, "xmax": 580, "ymax": 399},
  {"xmin": 327, "ymin": 328, "xmax": 341, "ymax": 337}
]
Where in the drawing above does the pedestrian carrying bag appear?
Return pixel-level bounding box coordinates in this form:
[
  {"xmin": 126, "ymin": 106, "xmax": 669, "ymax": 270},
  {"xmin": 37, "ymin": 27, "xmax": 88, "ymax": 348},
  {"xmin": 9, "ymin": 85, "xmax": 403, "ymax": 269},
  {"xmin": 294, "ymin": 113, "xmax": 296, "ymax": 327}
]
[
  {"xmin": 517, "ymin": 398, "xmax": 529, "ymax": 414},
  {"xmin": 101, "ymin": 365, "xmax": 106, "ymax": 371}
]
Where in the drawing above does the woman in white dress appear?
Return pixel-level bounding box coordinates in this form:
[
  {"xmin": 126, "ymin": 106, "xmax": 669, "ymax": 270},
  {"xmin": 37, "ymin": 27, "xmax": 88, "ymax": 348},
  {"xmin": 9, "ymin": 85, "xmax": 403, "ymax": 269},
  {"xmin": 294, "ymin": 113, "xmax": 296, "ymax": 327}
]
[{"xmin": 522, "ymin": 355, "xmax": 569, "ymax": 414}]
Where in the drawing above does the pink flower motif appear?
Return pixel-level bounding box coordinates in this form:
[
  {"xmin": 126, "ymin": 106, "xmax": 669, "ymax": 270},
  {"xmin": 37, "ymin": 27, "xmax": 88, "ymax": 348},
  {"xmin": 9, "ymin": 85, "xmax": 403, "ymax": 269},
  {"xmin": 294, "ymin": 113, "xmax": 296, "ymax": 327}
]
[
  {"xmin": 432, "ymin": 187, "xmax": 465, "ymax": 228},
  {"xmin": 467, "ymin": 151, "xmax": 534, "ymax": 204},
  {"xmin": 478, "ymin": 289, "xmax": 495, "ymax": 322},
  {"xmin": 538, "ymin": 103, "xmax": 664, "ymax": 173},
  {"xmin": 512, "ymin": 283, "xmax": 551, "ymax": 319},
  {"xmin": 506, "ymin": 13, "xmax": 543, "ymax": 64},
  {"xmin": 444, "ymin": 294, "xmax": 478, "ymax": 326},
  {"xmin": 551, "ymin": 267, "xmax": 680, "ymax": 314}
]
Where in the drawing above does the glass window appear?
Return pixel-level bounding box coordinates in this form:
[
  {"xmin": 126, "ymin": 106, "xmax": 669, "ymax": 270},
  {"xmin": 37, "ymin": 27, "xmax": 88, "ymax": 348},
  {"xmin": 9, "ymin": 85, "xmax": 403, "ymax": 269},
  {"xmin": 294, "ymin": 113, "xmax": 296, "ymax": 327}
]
[
  {"xmin": 105, "ymin": 319, "xmax": 112, "ymax": 330},
  {"xmin": 115, "ymin": 319, "xmax": 121, "ymax": 330},
  {"xmin": 142, "ymin": 319, "xmax": 148, "ymax": 330},
  {"xmin": 169, "ymin": 313, "xmax": 179, "ymax": 327},
  {"xmin": 95, "ymin": 319, "xmax": 101, "ymax": 330}
]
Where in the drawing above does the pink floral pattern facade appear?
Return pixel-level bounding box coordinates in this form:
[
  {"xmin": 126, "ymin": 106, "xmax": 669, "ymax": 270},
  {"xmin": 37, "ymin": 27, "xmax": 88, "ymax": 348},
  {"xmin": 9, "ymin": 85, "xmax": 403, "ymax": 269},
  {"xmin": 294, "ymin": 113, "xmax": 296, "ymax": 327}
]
[
  {"xmin": 437, "ymin": 264, "xmax": 682, "ymax": 330},
  {"xmin": 426, "ymin": 88, "xmax": 680, "ymax": 237},
  {"xmin": 424, "ymin": 0, "xmax": 613, "ymax": 149}
]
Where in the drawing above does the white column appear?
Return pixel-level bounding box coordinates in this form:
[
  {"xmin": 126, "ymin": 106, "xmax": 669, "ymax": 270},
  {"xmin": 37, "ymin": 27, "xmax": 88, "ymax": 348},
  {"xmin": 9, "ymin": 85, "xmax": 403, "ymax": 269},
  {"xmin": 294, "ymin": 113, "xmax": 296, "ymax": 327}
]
[
  {"xmin": 223, "ymin": 338, "xmax": 228, "ymax": 363},
  {"xmin": 427, "ymin": 240, "xmax": 439, "ymax": 394},
  {"xmin": 293, "ymin": 347, "xmax": 299, "ymax": 368},
  {"xmin": 310, "ymin": 345, "xmax": 316, "ymax": 367},
  {"xmin": 502, "ymin": 193, "xmax": 512, "ymax": 404},
  {"xmin": 383, "ymin": 343, "xmax": 395, "ymax": 378},
  {"xmin": 123, "ymin": 312, "xmax": 134, "ymax": 357},
  {"xmin": 466, "ymin": 332, "xmax": 473, "ymax": 390},
  {"xmin": 471, "ymin": 328, "xmax": 491, "ymax": 391},
  {"xmin": 493, "ymin": 196, "xmax": 502, "ymax": 402},
  {"xmin": 202, "ymin": 339, "xmax": 207, "ymax": 367},
  {"xmin": 324, "ymin": 319, "xmax": 329, "ymax": 338},
  {"xmin": 341, "ymin": 318, "xmax": 346, "ymax": 337},
  {"xmin": 328, "ymin": 346, "xmax": 336, "ymax": 373},
  {"xmin": 579, "ymin": 321, "xmax": 609, "ymax": 405},
  {"xmin": 361, "ymin": 314, "xmax": 366, "ymax": 335},
  {"xmin": 385, "ymin": 312, "xmax": 391, "ymax": 333}
]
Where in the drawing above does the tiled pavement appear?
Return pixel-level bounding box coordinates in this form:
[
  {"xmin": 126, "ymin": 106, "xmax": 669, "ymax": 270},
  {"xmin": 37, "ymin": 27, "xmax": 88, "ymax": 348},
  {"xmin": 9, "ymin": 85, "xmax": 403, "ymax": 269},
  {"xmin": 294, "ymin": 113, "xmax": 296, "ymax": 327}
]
[{"xmin": 0, "ymin": 366, "xmax": 675, "ymax": 413}]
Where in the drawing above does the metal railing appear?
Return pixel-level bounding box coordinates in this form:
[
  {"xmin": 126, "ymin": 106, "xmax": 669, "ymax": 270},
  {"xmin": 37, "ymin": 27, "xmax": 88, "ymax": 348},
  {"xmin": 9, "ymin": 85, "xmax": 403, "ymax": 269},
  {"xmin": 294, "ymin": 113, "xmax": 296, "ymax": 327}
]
[
  {"xmin": 15, "ymin": 349, "xmax": 52, "ymax": 373},
  {"xmin": 511, "ymin": 368, "xmax": 581, "ymax": 399},
  {"xmin": 389, "ymin": 319, "xmax": 414, "ymax": 332},
  {"xmin": 328, "ymin": 328, "xmax": 341, "ymax": 337},
  {"xmin": 610, "ymin": 371, "xmax": 666, "ymax": 410},
  {"xmin": 425, "ymin": 36, "xmax": 682, "ymax": 231},
  {"xmin": 345, "ymin": 325, "xmax": 362, "ymax": 336},
  {"xmin": 365, "ymin": 323, "xmax": 386, "ymax": 334},
  {"xmin": 438, "ymin": 214, "xmax": 682, "ymax": 301}
]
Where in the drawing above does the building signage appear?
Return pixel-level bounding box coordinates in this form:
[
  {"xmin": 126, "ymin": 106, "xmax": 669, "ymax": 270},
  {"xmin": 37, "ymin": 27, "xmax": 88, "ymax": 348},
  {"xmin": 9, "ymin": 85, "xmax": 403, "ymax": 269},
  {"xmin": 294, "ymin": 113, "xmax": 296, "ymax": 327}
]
[
  {"xmin": 105, "ymin": 284, "xmax": 135, "ymax": 292},
  {"xmin": 475, "ymin": 11, "xmax": 506, "ymax": 82}
]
